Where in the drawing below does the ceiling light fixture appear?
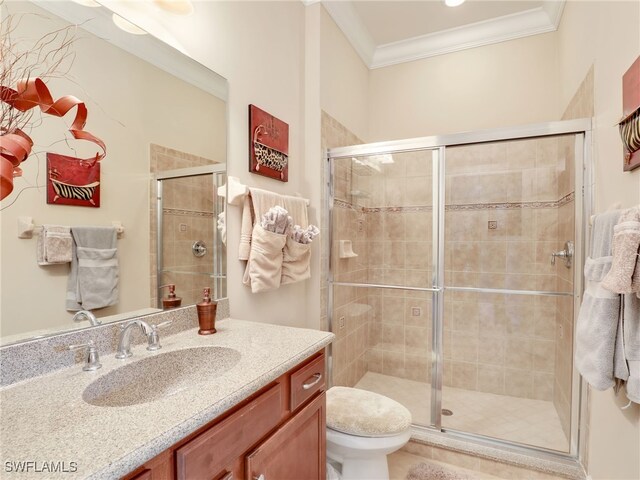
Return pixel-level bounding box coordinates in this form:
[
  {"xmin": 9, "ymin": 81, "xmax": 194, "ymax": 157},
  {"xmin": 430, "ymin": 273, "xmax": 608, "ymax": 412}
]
[
  {"xmin": 152, "ymin": 0, "xmax": 194, "ymax": 16},
  {"xmin": 444, "ymin": 0, "xmax": 466, "ymax": 7},
  {"xmin": 112, "ymin": 14, "xmax": 148, "ymax": 35}
]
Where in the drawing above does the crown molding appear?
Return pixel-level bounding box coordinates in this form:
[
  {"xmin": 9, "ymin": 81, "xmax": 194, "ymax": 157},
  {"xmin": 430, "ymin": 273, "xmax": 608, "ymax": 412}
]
[
  {"xmin": 315, "ymin": 0, "xmax": 565, "ymax": 70},
  {"xmin": 321, "ymin": 0, "xmax": 376, "ymax": 67}
]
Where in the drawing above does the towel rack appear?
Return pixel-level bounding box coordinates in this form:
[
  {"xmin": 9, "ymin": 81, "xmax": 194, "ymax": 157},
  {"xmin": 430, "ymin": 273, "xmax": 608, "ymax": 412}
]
[
  {"xmin": 221, "ymin": 176, "xmax": 310, "ymax": 207},
  {"xmin": 589, "ymin": 203, "xmax": 624, "ymax": 225},
  {"xmin": 17, "ymin": 216, "xmax": 124, "ymax": 239}
]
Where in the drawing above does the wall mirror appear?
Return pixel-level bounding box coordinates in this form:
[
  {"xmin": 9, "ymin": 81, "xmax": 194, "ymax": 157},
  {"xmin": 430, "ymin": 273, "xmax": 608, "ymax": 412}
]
[{"xmin": 0, "ymin": 1, "xmax": 228, "ymax": 346}]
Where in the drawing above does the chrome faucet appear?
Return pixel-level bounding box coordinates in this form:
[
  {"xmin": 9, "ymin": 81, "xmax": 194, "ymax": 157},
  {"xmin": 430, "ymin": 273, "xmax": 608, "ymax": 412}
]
[
  {"xmin": 115, "ymin": 319, "xmax": 173, "ymax": 359},
  {"xmin": 72, "ymin": 310, "xmax": 101, "ymax": 326},
  {"xmin": 116, "ymin": 320, "xmax": 153, "ymax": 359}
]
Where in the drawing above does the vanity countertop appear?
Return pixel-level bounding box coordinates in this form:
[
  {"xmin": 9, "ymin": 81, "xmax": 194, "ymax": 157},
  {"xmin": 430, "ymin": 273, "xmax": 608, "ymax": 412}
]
[{"xmin": 0, "ymin": 319, "xmax": 334, "ymax": 479}]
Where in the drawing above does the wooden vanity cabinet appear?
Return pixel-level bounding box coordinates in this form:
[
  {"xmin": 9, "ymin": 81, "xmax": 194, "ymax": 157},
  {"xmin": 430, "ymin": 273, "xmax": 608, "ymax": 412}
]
[{"xmin": 123, "ymin": 350, "xmax": 326, "ymax": 480}]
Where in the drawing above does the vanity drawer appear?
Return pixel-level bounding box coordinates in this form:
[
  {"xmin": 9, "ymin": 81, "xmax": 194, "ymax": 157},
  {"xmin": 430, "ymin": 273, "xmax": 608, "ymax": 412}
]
[
  {"xmin": 290, "ymin": 352, "xmax": 325, "ymax": 412},
  {"xmin": 175, "ymin": 382, "xmax": 285, "ymax": 480}
]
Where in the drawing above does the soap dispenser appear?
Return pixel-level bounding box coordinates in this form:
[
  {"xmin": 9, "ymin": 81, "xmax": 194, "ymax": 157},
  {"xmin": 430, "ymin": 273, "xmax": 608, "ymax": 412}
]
[
  {"xmin": 160, "ymin": 284, "xmax": 182, "ymax": 310},
  {"xmin": 196, "ymin": 287, "xmax": 217, "ymax": 335}
]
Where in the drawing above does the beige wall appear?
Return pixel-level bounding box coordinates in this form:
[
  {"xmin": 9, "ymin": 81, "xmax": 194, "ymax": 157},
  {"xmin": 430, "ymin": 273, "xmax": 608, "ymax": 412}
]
[
  {"xmin": 320, "ymin": 6, "xmax": 370, "ymax": 142},
  {"xmin": 368, "ymin": 32, "xmax": 560, "ymax": 141},
  {"xmin": 144, "ymin": 1, "xmax": 325, "ymax": 329},
  {"xmin": 557, "ymin": 2, "xmax": 640, "ymax": 479},
  {"xmin": 0, "ymin": 2, "xmax": 224, "ymax": 337}
]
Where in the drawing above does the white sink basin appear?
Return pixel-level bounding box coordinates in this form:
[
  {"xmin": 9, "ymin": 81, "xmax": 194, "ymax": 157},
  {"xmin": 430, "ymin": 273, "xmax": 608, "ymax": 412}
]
[{"xmin": 83, "ymin": 346, "xmax": 241, "ymax": 407}]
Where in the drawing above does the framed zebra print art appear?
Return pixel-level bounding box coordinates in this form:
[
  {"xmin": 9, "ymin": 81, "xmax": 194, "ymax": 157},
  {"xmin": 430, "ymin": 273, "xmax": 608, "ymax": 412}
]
[
  {"xmin": 248, "ymin": 104, "xmax": 289, "ymax": 182},
  {"xmin": 620, "ymin": 56, "xmax": 640, "ymax": 172},
  {"xmin": 46, "ymin": 152, "xmax": 101, "ymax": 207}
]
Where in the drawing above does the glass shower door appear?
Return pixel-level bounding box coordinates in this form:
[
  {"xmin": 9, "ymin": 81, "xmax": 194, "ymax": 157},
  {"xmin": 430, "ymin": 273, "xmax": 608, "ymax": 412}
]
[
  {"xmin": 440, "ymin": 134, "xmax": 579, "ymax": 452},
  {"xmin": 156, "ymin": 168, "xmax": 226, "ymax": 308},
  {"xmin": 329, "ymin": 148, "xmax": 441, "ymax": 429}
]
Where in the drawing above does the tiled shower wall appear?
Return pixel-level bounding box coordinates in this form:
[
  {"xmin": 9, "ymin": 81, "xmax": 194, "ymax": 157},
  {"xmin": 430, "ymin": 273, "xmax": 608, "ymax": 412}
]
[
  {"xmin": 149, "ymin": 144, "xmax": 219, "ymax": 308},
  {"xmin": 321, "ymin": 112, "xmax": 370, "ymax": 388}
]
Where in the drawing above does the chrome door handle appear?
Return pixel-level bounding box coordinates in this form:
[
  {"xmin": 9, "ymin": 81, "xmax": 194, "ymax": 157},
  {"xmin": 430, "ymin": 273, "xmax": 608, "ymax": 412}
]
[
  {"xmin": 302, "ymin": 373, "xmax": 322, "ymax": 390},
  {"xmin": 253, "ymin": 475, "xmax": 265, "ymax": 480},
  {"xmin": 220, "ymin": 473, "xmax": 233, "ymax": 480}
]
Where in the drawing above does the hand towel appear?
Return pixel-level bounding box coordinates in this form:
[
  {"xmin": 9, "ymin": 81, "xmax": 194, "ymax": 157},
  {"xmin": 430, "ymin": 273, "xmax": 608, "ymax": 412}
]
[
  {"xmin": 261, "ymin": 206, "xmax": 293, "ymax": 235},
  {"xmin": 37, "ymin": 225, "xmax": 72, "ymax": 265},
  {"xmin": 66, "ymin": 227, "xmax": 118, "ymax": 311},
  {"xmin": 239, "ymin": 187, "xmax": 308, "ymax": 261},
  {"xmin": 243, "ymin": 224, "xmax": 287, "ymax": 293},
  {"xmin": 575, "ymin": 210, "xmax": 622, "ymax": 390},
  {"xmin": 602, "ymin": 206, "xmax": 640, "ymax": 294}
]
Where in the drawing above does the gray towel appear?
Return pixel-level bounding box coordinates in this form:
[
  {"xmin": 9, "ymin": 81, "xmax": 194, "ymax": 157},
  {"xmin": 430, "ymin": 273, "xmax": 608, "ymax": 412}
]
[
  {"xmin": 623, "ymin": 293, "xmax": 640, "ymax": 403},
  {"xmin": 66, "ymin": 227, "xmax": 118, "ymax": 311},
  {"xmin": 575, "ymin": 211, "xmax": 622, "ymax": 390}
]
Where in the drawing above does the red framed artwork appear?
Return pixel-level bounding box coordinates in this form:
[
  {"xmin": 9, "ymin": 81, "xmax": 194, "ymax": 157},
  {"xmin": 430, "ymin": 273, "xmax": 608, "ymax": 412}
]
[
  {"xmin": 47, "ymin": 152, "xmax": 101, "ymax": 207},
  {"xmin": 621, "ymin": 56, "xmax": 640, "ymax": 172},
  {"xmin": 249, "ymin": 104, "xmax": 289, "ymax": 182}
]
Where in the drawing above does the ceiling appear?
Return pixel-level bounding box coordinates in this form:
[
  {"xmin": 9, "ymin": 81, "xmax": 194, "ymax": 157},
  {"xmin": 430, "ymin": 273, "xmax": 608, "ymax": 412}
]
[{"xmin": 314, "ymin": 0, "xmax": 565, "ymax": 69}]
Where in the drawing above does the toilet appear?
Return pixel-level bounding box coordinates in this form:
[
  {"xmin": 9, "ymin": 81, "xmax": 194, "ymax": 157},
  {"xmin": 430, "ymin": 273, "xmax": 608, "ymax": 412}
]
[{"xmin": 326, "ymin": 386, "xmax": 412, "ymax": 480}]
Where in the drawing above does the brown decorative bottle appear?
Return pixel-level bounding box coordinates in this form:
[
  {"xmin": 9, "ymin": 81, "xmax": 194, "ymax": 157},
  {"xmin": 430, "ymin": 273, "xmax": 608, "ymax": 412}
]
[
  {"xmin": 196, "ymin": 287, "xmax": 217, "ymax": 335},
  {"xmin": 161, "ymin": 284, "xmax": 182, "ymax": 310}
]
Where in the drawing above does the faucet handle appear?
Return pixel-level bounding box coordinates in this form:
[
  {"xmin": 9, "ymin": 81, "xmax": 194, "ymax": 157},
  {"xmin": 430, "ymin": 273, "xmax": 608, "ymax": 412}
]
[
  {"xmin": 68, "ymin": 341, "xmax": 102, "ymax": 371},
  {"xmin": 152, "ymin": 320, "xmax": 173, "ymax": 330},
  {"xmin": 147, "ymin": 320, "xmax": 172, "ymax": 351}
]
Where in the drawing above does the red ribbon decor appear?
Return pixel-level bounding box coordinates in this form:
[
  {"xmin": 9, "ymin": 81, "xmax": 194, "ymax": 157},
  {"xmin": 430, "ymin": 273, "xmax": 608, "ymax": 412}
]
[{"xmin": 0, "ymin": 77, "xmax": 106, "ymax": 201}]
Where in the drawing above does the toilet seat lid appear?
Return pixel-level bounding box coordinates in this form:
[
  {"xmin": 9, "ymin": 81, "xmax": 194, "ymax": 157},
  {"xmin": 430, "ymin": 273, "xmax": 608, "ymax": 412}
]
[{"xmin": 326, "ymin": 386, "xmax": 412, "ymax": 437}]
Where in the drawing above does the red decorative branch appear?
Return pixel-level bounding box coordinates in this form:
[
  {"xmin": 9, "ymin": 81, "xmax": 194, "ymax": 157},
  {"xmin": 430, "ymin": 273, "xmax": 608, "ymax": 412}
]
[{"xmin": 0, "ymin": 77, "xmax": 106, "ymax": 200}]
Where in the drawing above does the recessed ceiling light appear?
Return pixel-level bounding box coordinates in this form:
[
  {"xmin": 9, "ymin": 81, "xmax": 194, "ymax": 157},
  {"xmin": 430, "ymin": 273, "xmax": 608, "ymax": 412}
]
[
  {"xmin": 445, "ymin": 0, "xmax": 466, "ymax": 7},
  {"xmin": 152, "ymin": 0, "xmax": 194, "ymax": 16},
  {"xmin": 112, "ymin": 13, "xmax": 148, "ymax": 35}
]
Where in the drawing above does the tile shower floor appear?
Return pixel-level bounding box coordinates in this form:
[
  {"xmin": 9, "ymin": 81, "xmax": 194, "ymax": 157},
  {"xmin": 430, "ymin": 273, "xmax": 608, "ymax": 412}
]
[{"xmin": 355, "ymin": 372, "xmax": 569, "ymax": 452}]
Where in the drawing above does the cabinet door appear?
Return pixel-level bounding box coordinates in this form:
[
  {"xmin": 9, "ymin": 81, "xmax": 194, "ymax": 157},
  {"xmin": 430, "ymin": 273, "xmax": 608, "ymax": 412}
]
[{"xmin": 246, "ymin": 393, "xmax": 325, "ymax": 480}]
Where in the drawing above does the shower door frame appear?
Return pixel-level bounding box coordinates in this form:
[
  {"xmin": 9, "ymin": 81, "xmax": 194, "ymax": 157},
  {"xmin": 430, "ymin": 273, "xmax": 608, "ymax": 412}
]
[
  {"xmin": 156, "ymin": 164, "xmax": 227, "ymax": 305},
  {"xmin": 326, "ymin": 118, "xmax": 593, "ymax": 464}
]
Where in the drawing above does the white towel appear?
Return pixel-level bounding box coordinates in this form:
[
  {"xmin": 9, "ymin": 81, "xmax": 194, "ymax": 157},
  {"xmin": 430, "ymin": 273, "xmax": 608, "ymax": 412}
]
[
  {"xmin": 243, "ymin": 224, "xmax": 287, "ymax": 293},
  {"xmin": 575, "ymin": 211, "xmax": 622, "ymax": 390},
  {"xmin": 66, "ymin": 227, "xmax": 119, "ymax": 311},
  {"xmin": 37, "ymin": 225, "xmax": 72, "ymax": 265},
  {"xmin": 239, "ymin": 187, "xmax": 308, "ymax": 261}
]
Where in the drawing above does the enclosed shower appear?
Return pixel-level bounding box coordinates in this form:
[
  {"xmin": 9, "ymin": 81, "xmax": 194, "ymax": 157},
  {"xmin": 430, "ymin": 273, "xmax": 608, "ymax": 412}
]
[
  {"xmin": 149, "ymin": 141, "xmax": 227, "ymax": 309},
  {"xmin": 326, "ymin": 119, "xmax": 591, "ymax": 460}
]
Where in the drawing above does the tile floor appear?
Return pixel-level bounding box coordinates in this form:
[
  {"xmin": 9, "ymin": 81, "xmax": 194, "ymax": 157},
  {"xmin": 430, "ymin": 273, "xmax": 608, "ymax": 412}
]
[{"xmin": 355, "ymin": 372, "xmax": 569, "ymax": 452}]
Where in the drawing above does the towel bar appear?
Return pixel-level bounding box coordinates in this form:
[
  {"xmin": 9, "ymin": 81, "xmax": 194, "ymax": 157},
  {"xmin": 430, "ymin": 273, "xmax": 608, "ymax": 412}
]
[{"xmin": 17, "ymin": 216, "xmax": 124, "ymax": 239}]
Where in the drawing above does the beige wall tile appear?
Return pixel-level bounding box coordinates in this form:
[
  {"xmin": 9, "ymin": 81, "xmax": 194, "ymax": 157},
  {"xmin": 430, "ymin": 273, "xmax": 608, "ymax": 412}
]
[{"xmin": 478, "ymin": 365, "xmax": 506, "ymax": 395}]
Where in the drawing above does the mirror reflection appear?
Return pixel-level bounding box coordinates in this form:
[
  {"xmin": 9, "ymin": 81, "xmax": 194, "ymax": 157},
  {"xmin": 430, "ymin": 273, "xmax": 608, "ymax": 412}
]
[{"xmin": 0, "ymin": 1, "xmax": 227, "ymax": 345}]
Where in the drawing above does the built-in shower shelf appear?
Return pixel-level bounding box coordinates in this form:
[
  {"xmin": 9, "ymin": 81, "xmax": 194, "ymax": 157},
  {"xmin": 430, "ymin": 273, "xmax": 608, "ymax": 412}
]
[{"xmin": 339, "ymin": 240, "xmax": 358, "ymax": 258}]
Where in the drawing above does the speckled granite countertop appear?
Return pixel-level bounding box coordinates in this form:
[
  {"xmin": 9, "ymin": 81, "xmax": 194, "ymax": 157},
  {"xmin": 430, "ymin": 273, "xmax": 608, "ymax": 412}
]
[{"xmin": 0, "ymin": 319, "xmax": 334, "ymax": 479}]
